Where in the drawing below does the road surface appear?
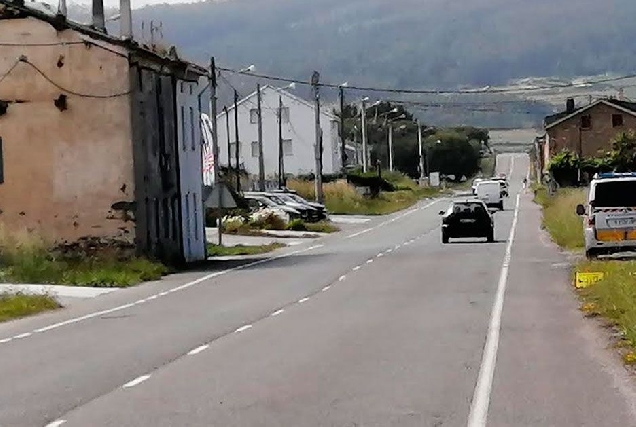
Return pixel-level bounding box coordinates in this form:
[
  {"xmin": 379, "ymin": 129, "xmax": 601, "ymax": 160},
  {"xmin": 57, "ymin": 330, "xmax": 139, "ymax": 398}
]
[{"xmin": 2, "ymin": 154, "xmax": 636, "ymax": 427}]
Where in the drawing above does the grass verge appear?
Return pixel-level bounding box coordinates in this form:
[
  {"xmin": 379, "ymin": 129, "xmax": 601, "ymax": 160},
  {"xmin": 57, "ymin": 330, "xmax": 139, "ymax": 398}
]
[
  {"xmin": 534, "ymin": 186, "xmax": 585, "ymax": 250},
  {"xmin": 0, "ymin": 292, "xmax": 60, "ymax": 323},
  {"xmin": 0, "ymin": 227, "xmax": 168, "ymax": 287},
  {"xmin": 207, "ymin": 243, "xmax": 285, "ymax": 256},
  {"xmin": 288, "ymin": 178, "xmax": 447, "ymax": 215}
]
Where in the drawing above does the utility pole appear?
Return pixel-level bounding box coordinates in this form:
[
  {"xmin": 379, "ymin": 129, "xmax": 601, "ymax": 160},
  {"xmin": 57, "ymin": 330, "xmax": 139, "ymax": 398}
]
[
  {"xmin": 233, "ymin": 89, "xmax": 240, "ymax": 192},
  {"xmin": 224, "ymin": 106, "xmax": 231, "ymax": 167},
  {"xmin": 209, "ymin": 57, "xmax": 222, "ymax": 245},
  {"xmin": 311, "ymin": 71, "xmax": 323, "ymax": 203},
  {"xmin": 339, "ymin": 85, "xmax": 346, "ymax": 173},
  {"xmin": 417, "ymin": 120, "xmax": 424, "ymax": 185},
  {"xmin": 361, "ymin": 98, "xmax": 368, "ymax": 172},
  {"xmin": 388, "ymin": 123, "xmax": 394, "ymax": 172},
  {"xmin": 278, "ymin": 95, "xmax": 284, "ymax": 188},
  {"xmin": 256, "ymin": 84, "xmax": 265, "ymax": 191}
]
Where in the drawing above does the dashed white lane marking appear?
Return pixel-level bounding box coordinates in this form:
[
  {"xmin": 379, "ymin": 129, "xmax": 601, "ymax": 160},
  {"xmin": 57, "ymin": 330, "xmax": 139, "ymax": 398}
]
[
  {"xmin": 366, "ymin": 259, "xmax": 374, "ymax": 264},
  {"xmin": 322, "ymin": 286, "xmax": 331, "ymax": 292},
  {"xmin": 353, "ymin": 266, "xmax": 361, "ymax": 271},
  {"xmin": 386, "ymin": 248, "xmax": 393, "ymax": 253},
  {"xmin": 345, "ymin": 199, "xmax": 441, "ymax": 239},
  {"xmin": 187, "ymin": 344, "xmax": 209, "ymax": 356},
  {"xmin": 467, "ymin": 192, "xmax": 521, "ymax": 427},
  {"xmin": 298, "ymin": 297, "xmax": 310, "ymax": 303},
  {"xmin": 147, "ymin": 295, "xmax": 158, "ymax": 301},
  {"xmin": 0, "ymin": 338, "xmax": 11, "ymax": 343},
  {"xmin": 45, "ymin": 420, "xmax": 66, "ymax": 427},
  {"xmin": 122, "ymin": 374, "xmax": 151, "ymax": 389},
  {"xmin": 376, "ymin": 253, "xmax": 384, "ymax": 258},
  {"xmin": 271, "ymin": 309, "xmax": 285, "ymax": 317},
  {"xmin": 235, "ymin": 324, "xmax": 253, "ymax": 333},
  {"xmin": 2, "ymin": 244, "xmax": 324, "ymax": 344},
  {"xmin": 14, "ymin": 332, "xmax": 31, "ymax": 339},
  {"xmin": 338, "ymin": 275, "xmax": 346, "ymax": 282}
]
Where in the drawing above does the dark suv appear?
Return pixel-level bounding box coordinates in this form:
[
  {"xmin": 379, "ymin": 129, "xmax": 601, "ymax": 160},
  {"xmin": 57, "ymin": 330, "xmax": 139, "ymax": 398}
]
[{"xmin": 440, "ymin": 199, "xmax": 494, "ymax": 243}]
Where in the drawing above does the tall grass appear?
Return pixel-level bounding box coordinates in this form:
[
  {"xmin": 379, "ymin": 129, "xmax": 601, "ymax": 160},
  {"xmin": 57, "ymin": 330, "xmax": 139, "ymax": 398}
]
[
  {"xmin": 0, "ymin": 224, "xmax": 167, "ymax": 287},
  {"xmin": 0, "ymin": 292, "xmax": 60, "ymax": 323},
  {"xmin": 534, "ymin": 187, "xmax": 586, "ymax": 250},
  {"xmin": 287, "ymin": 178, "xmax": 443, "ymax": 215}
]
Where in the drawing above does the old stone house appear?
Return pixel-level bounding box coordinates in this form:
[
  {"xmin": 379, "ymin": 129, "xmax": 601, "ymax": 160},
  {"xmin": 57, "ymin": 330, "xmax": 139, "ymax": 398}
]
[
  {"xmin": 0, "ymin": 0, "xmax": 207, "ymax": 263},
  {"xmin": 542, "ymin": 98, "xmax": 636, "ymax": 169}
]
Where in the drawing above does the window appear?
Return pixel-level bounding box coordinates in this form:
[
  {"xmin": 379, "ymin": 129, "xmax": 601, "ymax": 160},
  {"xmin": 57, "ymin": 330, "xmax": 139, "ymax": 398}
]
[
  {"xmin": 250, "ymin": 108, "xmax": 259, "ymax": 124},
  {"xmin": 280, "ymin": 107, "xmax": 290, "ymax": 123},
  {"xmin": 251, "ymin": 141, "xmax": 259, "ymax": 157},
  {"xmin": 581, "ymin": 114, "xmax": 592, "ymax": 130},
  {"xmin": 594, "ymin": 181, "xmax": 636, "ymax": 207},
  {"xmin": 612, "ymin": 114, "xmax": 624, "ymax": 127},
  {"xmin": 283, "ymin": 138, "xmax": 293, "ymax": 156},
  {"xmin": 229, "ymin": 141, "xmax": 241, "ymax": 159}
]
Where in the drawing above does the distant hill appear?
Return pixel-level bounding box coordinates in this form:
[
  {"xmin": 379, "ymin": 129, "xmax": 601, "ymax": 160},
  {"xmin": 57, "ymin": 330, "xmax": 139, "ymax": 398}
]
[{"xmin": 63, "ymin": 0, "xmax": 636, "ymax": 127}]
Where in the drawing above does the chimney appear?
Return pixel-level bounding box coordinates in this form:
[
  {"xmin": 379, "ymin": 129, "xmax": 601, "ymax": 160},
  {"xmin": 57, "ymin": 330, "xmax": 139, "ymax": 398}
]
[
  {"xmin": 619, "ymin": 88, "xmax": 625, "ymax": 101},
  {"xmin": 58, "ymin": 0, "xmax": 67, "ymax": 17},
  {"xmin": 566, "ymin": 98, "xmax": 575, "ymax": 113},
  {"xmin": 120, "ymin": 0, "xmax": 133, "ymax": 40},
  {"xmin": 92, "ymin": 0, "xmax": 105, "ymax": 32}
]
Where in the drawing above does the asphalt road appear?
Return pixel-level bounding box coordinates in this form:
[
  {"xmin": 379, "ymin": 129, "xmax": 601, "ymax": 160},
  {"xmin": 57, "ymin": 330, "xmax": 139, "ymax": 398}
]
[{"xmin": 2, "ymin": 154, "xmax": 636, "ymax": 427}]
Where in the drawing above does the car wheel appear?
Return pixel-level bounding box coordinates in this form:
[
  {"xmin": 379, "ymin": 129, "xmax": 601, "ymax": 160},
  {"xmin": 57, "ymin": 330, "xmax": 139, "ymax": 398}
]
[
  {"xmin": 442, "ymin": 232, "xmax": 449, "ymax": 244},
  {"xmin": 585, "ymin": 248, "xmax": 598, "ymax": 260},
  {"xmin": 498, "ymin": 202, "xmax": 504, "ymax": 211},
  {"xmin": 487, "ymin": 229, "xmax": 494, "ymax": 243}
]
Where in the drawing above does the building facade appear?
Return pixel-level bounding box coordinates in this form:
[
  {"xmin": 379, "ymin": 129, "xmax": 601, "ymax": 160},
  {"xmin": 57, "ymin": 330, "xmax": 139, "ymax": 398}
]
[{"xmin": 0, "ymin": 1, "xmax": 207, "ymax": 263}]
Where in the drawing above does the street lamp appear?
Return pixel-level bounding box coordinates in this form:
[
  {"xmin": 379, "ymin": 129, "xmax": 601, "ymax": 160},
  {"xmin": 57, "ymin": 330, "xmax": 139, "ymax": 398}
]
[{"xmin": 384, "ymin": 113, "xmax": 406, "ymax": 172}]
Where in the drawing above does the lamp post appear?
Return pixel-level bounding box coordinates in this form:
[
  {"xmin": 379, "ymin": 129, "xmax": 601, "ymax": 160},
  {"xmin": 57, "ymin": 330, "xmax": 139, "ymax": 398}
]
[
  {"xmin": 360, "ymin": 97, "xmax": 369, "ymax": 172},
  {"xmin": 276, "ymin": 82, "xmax": 295, "ymax": 188},
  {"xmin": 339, "ymin": 82, "xmax": 348, "ymax": 173}
]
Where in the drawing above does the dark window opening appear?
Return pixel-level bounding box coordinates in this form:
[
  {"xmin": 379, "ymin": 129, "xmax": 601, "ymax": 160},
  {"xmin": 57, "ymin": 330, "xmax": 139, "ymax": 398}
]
[
  {"xmin": 612, "ymin": 114, "xmax": 624, "ymax": 127},
  {"xmin": 581, "ymin": 114, "xmax": 592, "ymax": 130},
  {"xmin": 594, "ymin": 181, "xmax": 636, "ymax": 207}
]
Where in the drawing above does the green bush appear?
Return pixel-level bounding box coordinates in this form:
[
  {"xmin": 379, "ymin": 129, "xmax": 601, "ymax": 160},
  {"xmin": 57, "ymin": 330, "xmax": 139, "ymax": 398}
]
[
  {"xmin": 250, "ymin": 212, "xmax": 287, "ymax": 230},
  {"xmin": 287, "ymin": 219, "xmax": 308, "ymax": 231}
]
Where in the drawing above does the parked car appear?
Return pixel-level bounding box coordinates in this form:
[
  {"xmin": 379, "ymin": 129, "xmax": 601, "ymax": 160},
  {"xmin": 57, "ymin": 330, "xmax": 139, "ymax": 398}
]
[
  {"xmin": 439, "ymin": 199, "xmax": 494, "ymax": 243},
  {"xmin": 245, "ymin": 192, "xmax": 319, "ymax": 222},
  {"xmin": 243, "ymin": 194, "xmax": 301, "ymax": 220},
  {"xmin": 273, "ymin": 193, "xmax": 327, "ymax": 221},
  {"xmin": 271, "ymin": 189, "xmax": 328, "ymax": 216},
  {"xmin": 576, "ymin": 172, "xmax": 636, "ymax": 259},
  {"xmin": 475, "ymin": 180, "xmax": 504, "ymax": 210}
]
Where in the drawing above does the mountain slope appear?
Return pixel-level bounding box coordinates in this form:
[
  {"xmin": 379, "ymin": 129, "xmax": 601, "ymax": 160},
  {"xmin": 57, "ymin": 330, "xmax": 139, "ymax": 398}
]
[{"xmin": 125, "ymin": 0, "xmax": 636, "ymax": 89}]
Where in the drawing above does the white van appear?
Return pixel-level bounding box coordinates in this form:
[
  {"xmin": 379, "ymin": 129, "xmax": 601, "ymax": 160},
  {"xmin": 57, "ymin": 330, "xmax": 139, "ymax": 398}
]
[
  {"xmin": 576, "ymin": 172, "xmax": 636, "ymax": 259},
  {"xmin": 476, "ymin": 180, "xmax": 504, "ymax": 210}
]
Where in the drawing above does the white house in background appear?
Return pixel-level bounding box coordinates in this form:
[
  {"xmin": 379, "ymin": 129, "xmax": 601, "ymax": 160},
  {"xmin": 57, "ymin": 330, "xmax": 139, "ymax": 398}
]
[{"xmin": 216, "ymin": 85, "xmax": 355, "ymax": 178}]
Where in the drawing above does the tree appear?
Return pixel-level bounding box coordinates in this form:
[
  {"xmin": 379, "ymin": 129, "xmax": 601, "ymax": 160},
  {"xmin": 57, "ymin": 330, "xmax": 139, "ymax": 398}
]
[
  {"xmin": 608, "ymin": 131, "xmax": 636, "ymax": 172},
  {"xmin": 425, "ymin": 131, "xmax": 481, "ymax": 180}
]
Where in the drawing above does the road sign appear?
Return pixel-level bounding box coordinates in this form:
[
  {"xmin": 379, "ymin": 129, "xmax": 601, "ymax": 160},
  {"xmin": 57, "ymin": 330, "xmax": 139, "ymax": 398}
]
[
  {"xmin": 429, "ymin": 172, "xmax": 440, "ymax": 187},
  {"xmin": 575, "ymin": 272, "xmax": 605, "ymax": 288}
]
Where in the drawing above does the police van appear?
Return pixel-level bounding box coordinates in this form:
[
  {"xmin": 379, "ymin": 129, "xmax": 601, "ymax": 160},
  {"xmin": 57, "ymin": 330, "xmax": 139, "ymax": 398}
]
[{"xmin": 576, "ymin": 172, "xmax": 636, "ymax": 259}]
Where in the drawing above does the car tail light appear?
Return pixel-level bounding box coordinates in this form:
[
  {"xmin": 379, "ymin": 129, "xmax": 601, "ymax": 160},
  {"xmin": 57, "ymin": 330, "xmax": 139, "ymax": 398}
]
[{"xmin": 588, "ymin": 215, "xmax": 595, "ymax": 227}]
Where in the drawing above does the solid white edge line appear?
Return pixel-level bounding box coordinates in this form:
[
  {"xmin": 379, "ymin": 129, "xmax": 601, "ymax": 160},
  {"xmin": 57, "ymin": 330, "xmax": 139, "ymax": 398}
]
[
  {"xmin": 322, "ymin": 285, "xmax": 331, "ymax": 292},
  {"xmin": 353, "ymin": 266, "xmax": 361, "ymax": 271},
  {"xmin": 235, "ymin": 324, "xmax": 252, "ymax": 333},
  {"xmin": 187, "ymin": 344, "xmax": 209, "ymax": 356},
  {"xmin": 122, "ymin": 374, "xmax": 151, "ymax": 389},
  {"xmin": 467, "ymin": 192, "xmax": 521, "ymax": 427},
  {"xmin": 271, "ymin": 309, "xmax": 285, "ymax": 316},
  {"xmin": 338, "ymin": 275, "xmax": 346, "ymax": 281},
  {"xmin": 366, "ymin": 259, "xmax": 373, "ymax": 264},
  {"xmin": 298, "ymin": 297, "xmax": 310, "ymax": 303},
  {"xmin": 13, "ymin": 332, "xmax": 31, "ymax": 339},
  {"xmin": 45, "ymin": 420, "xmax": 66, "ymax": 427},
  {"xmin": 2, "ymin": 244, "xmax": 324, "ymax": 342}
]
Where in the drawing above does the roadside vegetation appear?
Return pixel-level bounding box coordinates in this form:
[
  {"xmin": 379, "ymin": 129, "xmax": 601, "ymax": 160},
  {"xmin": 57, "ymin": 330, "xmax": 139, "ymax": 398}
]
[
  {"xmin": 207, "ymin": 243, "xmax": 284, "ymax": 257},
  {"xmin": 534, "ymin": 185, "xmax": 636, "ymax": 363},
  {"xmin": 0, "ymin": 292, "xmax": 60, "ymax": 323},
  {"xmin": 0, "ymin": 227, "xmax": 167, "ymax": 288},
  {"xmin": 221, "ymin": 214, "xmax": 339, "ymax": 236}
]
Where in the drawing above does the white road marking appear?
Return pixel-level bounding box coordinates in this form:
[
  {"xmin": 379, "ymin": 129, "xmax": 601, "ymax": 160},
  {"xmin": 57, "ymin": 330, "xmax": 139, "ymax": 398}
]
[
  {"xmin": 322, "ymin": 286, "xmax": 331, "ymax": 292},
  {"xmin": 147, "ymin": 295, "xmax": 158, "ymax": 300},
  {"xmin": 187, "ymin": 344, "xmax": 209, "ymax": 355},
  {"xmin": 394, "ymin": 244, "xmax": 401, "ymax": 250},
  {"xmin": 353, "ymin": 266, "xmax": 361, "ymax": 271},
  {"xmin": 122, "ymin": 374, "xmax": 151, "ymax": 389},
  {"xmin": 298, "ymin": 297, "xmax": 310, "ymax": 303},
  {"xmin": 1, "ymin": 244, "xmax": 323, "ymax": 344},
  {"xmin": 271, "ymin": 309, "xmax": 285, "ymax": 316},
  {"xmin": 376, "ymin": 253, "xmax": 384, "ymax": 258},
  {"xmin": 386, "ymin": 248, "xmax": 393, "ymax": 253},
  {"xmin": 339, "ymin": 275, "xmax": 346, "ymax": 282},
  {"xmin": 346, "ymin": 227, "xmax": 374, "ymax": 239},
  {"xmin": 13, "ymin": 332, "xmax": 31, "ymax": 339},
  {"xmin": 235, "ymin": 324, "xmax": 252, "ymax": 333},
  {"xmin": 45, "ymin": 420, "xmax": 66, "ymax": 427},
  {"xmin": 467, "ymin": 192, "xmax": 521, "ymax": 427},
  {"xmin": 0, "ymin": 338, "xmax": 11, "ymax": 343},
  {"xmin": 366, "ymin": 259, "xmax": 373, "ymax": 264}
]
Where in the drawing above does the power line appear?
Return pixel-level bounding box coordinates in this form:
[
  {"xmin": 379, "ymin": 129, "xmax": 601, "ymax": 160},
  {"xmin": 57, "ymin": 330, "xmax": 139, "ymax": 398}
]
[{"xmin": 217, "ymin": 65, "xmax": 636, "ymax": 95}]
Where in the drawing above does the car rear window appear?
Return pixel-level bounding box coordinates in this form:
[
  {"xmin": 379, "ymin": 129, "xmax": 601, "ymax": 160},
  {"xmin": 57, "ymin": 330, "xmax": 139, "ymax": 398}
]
[
  {"xmin": 453, "ymin": 203, "xmax": 487, "ymax": 214},
  {"xmin": 594, "ymin": 181, "xmax": 636, "ymax": 207}
]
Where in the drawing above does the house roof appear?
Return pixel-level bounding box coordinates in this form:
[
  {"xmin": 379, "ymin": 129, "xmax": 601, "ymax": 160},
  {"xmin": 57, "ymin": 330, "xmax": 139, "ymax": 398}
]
[
  {"xmin": 544, "ymin": 98, "xmax": 636, "ymax": 130},
  {"xmin": 218, "ymin": 85, "xmax": 338, "ymax": 121},
  {"xmin": 0, "ymin": 0, "xmax": 207, "ymax": 78}
]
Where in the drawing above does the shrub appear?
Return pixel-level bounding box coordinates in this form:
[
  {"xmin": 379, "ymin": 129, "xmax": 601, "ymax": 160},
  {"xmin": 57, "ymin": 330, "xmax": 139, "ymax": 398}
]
[
  {"xmin": 250, "ymin": 210, "xmax": 287, "ymax": 230},
  {"xmin": 287, "ymin": 219, "xmax": 308, "ymax": 231}
]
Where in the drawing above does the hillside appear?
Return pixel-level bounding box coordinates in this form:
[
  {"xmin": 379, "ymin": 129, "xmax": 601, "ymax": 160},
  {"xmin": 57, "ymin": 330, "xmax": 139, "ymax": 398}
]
[{"xmin": 124, "ymin": 0, "xmax": 636, "ymax": 90}]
